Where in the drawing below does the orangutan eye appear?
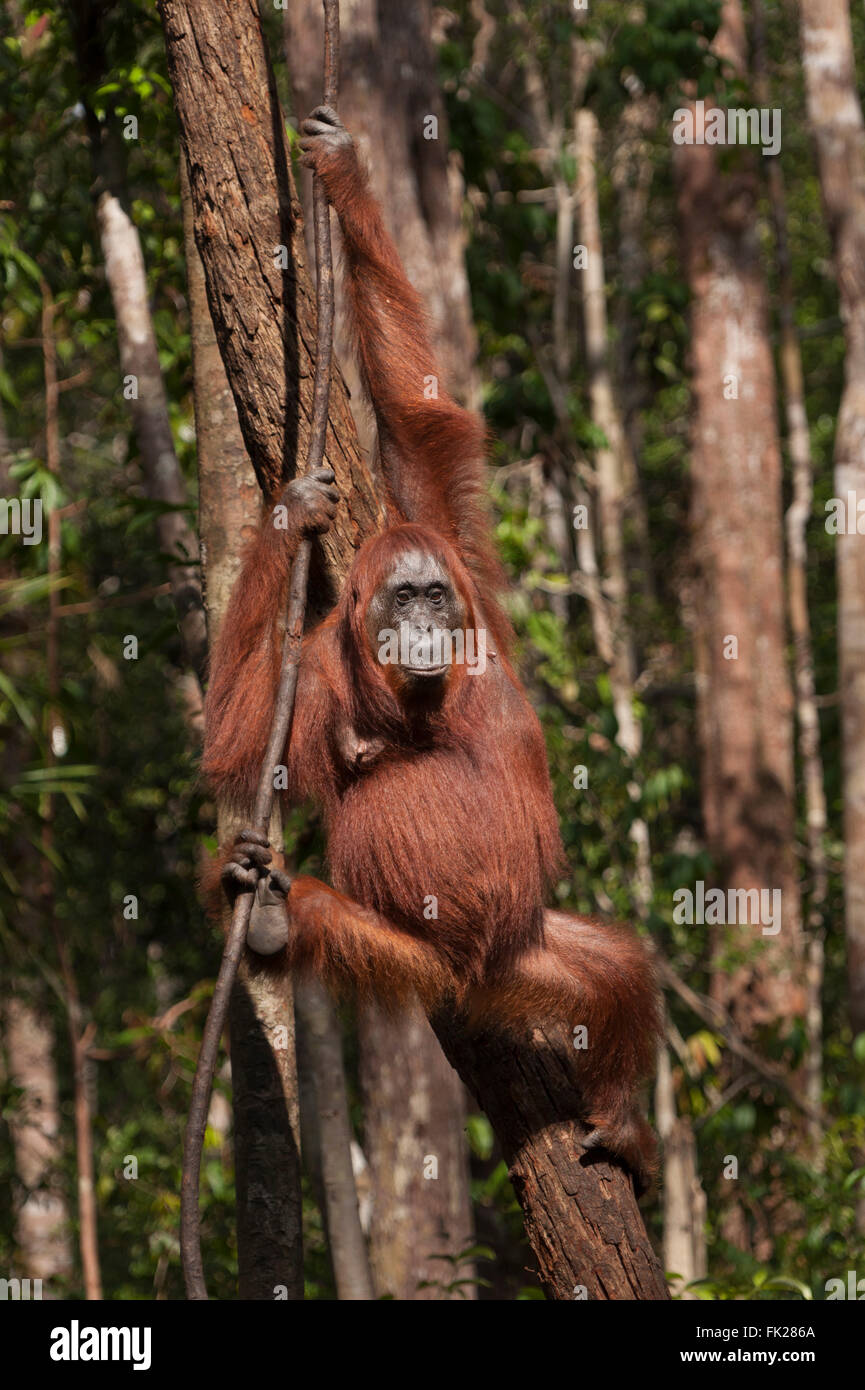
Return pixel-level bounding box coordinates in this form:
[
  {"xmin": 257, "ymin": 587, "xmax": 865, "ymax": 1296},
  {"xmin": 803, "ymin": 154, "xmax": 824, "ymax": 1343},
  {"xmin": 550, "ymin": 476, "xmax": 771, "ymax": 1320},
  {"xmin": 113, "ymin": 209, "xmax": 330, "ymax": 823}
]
[
  {"xmin": 428, "ymin": 586, "xmax": 445, "ymax": 604},
  {"xmin": 396, "ymin": 586, "xmax": 412, "ymax": 604}
]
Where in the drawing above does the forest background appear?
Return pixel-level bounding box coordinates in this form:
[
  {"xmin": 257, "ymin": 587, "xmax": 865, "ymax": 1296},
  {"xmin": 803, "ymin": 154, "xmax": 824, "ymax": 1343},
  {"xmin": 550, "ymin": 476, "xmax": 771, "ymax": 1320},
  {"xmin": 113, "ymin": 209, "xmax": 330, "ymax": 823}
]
[{"xmin": 1, "ymin": 0, "xmax": 864, "ymax": 1302}]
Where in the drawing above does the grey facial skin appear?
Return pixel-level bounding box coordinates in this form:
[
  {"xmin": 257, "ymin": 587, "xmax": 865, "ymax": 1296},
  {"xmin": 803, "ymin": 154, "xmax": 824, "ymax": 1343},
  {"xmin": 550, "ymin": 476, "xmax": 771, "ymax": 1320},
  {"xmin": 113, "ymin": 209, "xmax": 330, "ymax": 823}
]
[{"xmin": 364, "ymin": 546, "xmax": 467, "ymax": 689}]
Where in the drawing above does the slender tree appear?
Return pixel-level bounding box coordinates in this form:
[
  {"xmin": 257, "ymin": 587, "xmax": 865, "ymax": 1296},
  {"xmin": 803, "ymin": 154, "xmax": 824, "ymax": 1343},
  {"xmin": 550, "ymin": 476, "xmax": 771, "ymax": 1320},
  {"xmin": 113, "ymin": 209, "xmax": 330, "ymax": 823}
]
[
  {"xmin": 292, "ymin": 978, "xmax": 374, "ymax": 1299},
  {"xmin": 0, "ymin": 313, "xmax": 73, "ymax": 1298},
  {"xmin": 40, "ymin": 286, "xmax": 102, "ymax": 1299},
  {"xmin": 753, "ymin": 0, "xmax": 827, "ymax": 1140},
  {"xmin": 799, "ymin": 0, "xmax": 865, "ymax": 1035},
  {"xmin": 674, "ymin": 0, "xmax": 803, "ymax": 1037}
]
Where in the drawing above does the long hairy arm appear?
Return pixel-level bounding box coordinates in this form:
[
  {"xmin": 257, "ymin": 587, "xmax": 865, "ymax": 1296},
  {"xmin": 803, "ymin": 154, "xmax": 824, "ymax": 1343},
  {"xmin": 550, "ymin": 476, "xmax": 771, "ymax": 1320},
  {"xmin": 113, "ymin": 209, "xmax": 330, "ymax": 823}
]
[
  {"xmin": 202, "ymin": 471, "xmax": 337, "ymax": 811},
  {"xmin": 300, "ymin": 108, "xmax": 499, "ymax": 590}
]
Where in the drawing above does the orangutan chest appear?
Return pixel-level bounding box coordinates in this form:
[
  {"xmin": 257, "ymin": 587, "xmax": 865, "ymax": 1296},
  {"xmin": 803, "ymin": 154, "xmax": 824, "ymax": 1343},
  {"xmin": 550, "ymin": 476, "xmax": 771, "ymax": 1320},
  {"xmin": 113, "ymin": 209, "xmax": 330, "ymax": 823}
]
[{"xmin": 326, "ymin": 747, "xmax": 545, "ymax": 935}]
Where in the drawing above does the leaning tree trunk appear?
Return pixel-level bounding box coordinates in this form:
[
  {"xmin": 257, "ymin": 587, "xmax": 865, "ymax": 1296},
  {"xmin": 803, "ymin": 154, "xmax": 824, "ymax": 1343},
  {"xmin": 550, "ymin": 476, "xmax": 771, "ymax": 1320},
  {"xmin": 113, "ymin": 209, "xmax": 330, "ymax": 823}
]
[
  {"xmin": 160, "ymin": 0, "xmax": 669, "ymax": 1301},
  {"xmin": 285, "ymin": 0, "xmax": 476, "ymax": 1302},
  {"xmin": 437, "ymin": 1017, "xmax": 668, "ymax": 1299},
  {"xmin": 799, "ymin": 0, "xmax": 865, "ymax": 1036}
]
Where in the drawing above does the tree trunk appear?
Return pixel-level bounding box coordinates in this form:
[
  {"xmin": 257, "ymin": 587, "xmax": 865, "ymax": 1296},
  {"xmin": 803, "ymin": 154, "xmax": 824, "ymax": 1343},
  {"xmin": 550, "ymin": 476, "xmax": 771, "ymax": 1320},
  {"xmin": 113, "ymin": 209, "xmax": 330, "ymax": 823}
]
[
  {"xmin": 603, "ymin": 78, "xmax": 708, "ymax": 1281},
  {"xmin": 356, "ymin": 1007, "xmax": 474, "ymax": 1299},
  {"xmin": 574, "ymin": 96, "xmax": 651, "ymax": 918},
  {"xmin": 41, "ymin": 285, "xmax": 102, "ymax": 1300},
  {"xmin": 436, "ymin": 1016, "xmax": 668, "ymax": 1300},
  {"xmin": 0, "ymin": 317, "xmax": 72, "ymax": 1298},
  {"xmin": 611, "ymin": 88, "xmax": 658, "ymax": 604},
  {"xmin": 799, "ymin": 0, "xmax": 865, "ymax": 1035},
  {"xmin": 293, "ymin": 980, "xmax": 374, "ymax": 1300},
  {"xmin": 655, "ymin": 1041, "xmax": 706, "ymax": 1299},
  {"xmin": 173, "ymin": 2, "xmax": 375, "ymax": 1298},
  {"xmin": 753, "ymin": 0, "xmax": 827, "ymax": 1144},
  {"xmin": 285, "ymin": 0, "xmax": 476, "ymax": 1301},
  {"xmin": 3, "ymin": 998, "xmax": 73, "ymax": 1291},
  {"xmin": 163, "ymin": 0, "xmax": 668, "ymax": 1300},
  {"xmin": 674, "ymin": 0, "xmax": 803, "ymax": 1035},
  {"xmin": 160, "ymin": 0, "xmax": 383, "ymax": 600}
]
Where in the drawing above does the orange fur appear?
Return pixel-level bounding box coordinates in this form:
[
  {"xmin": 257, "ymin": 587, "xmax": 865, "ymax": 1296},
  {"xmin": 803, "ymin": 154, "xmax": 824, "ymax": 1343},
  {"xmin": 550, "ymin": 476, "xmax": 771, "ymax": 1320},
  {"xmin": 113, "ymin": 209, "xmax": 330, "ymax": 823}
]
[{"xmin": 202, "ymin": 132, "xmax": 661, "ymax": 1183}]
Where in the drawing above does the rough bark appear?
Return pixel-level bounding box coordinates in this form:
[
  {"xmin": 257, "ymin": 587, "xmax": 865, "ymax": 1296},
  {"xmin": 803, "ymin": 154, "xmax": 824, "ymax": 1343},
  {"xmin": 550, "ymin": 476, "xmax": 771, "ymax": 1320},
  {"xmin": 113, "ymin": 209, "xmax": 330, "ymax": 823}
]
[
  {"xmin": 182, "ymin": 159, "xmax": 261, "ymax": 626},
  {"xmin": 160, "ymin": 0, "xmax": 384, "ymax": 613},
  {"xmin": 175, "ymin": 8, "xmax": 372, "ymax": 1298},
  {"xmin": 799, "ymin": 0, "xmax": 865, "ymax": 1034},
  {"xmin": 674, "ymin": 0, "xmax": 803, "ymax": 1034},
  {"xmin": 164, "ymin": 0, "xmax": 667, "ymax": 1300},
  {"xmin": 286, "ymin": 0, "xmax": 477, "ymax": 1302},
  {"xmin": 436, "ymin": 1016, "xmax": 668, "ymax": 1300}
]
